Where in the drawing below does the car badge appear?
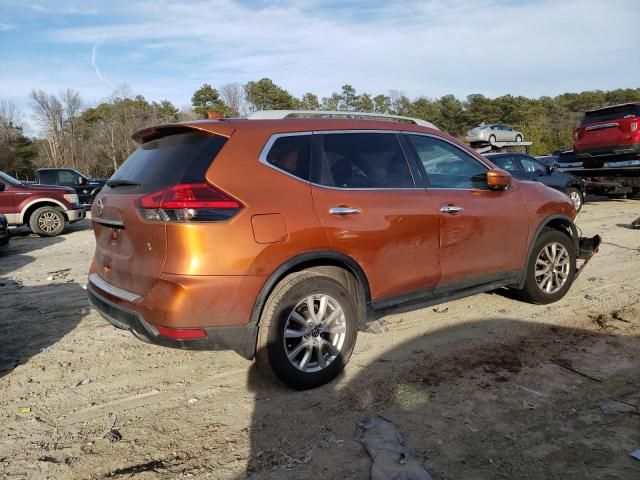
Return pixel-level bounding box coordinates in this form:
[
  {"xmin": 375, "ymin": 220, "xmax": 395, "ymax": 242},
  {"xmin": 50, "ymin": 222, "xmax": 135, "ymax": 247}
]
[{"xmin": 96, "ymin": 197, "xmax": 104, "ymax": 216}]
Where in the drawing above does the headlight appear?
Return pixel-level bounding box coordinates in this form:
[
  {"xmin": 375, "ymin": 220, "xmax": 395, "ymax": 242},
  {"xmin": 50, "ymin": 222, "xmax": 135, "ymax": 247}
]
[{"xmin": 64, "ymin": 193, "xmax": 79, "ymax": 205}]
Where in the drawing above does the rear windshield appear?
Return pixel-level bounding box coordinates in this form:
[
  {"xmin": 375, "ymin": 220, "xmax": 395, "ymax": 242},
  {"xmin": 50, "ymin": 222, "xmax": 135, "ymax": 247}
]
[
  {"xmin": 581, "ymin": 104, "xmax": 640, "ymax": 125},
  {"xmin": 105, "ymin": 131, "xmax": 227, "ymax": 194}
]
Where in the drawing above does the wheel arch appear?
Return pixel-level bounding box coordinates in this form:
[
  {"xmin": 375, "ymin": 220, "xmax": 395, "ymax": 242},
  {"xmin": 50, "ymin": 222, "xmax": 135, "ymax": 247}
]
[
  {"xmin": 21, "ymin": 199, "xmax": 69, "ymax": 224},
  {"xmin": 243, "ymin": 251, "xmax": 372, "ymax": 359},
  {"xmin": 518, "ymin": 214, "xmax": 578, "ymax": 288}
]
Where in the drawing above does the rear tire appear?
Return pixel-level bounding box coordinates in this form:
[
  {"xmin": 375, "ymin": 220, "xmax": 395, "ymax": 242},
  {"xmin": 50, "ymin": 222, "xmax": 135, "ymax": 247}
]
[
  {"xmin": 566, "ymin": 187, "xmax": 583, "ymax": 213},
  {"xmin": 29, "ymin": 206, "xmax": 65, "ymax": 237},
  {"xmin": 515, "ymin": 134, "xmax": 523, "ymax": 143},
  {"xmin": 512, "ymin": 229, "xmax": 576, "ymax": 305},
  {"xmin": 255, "ymin": 271, "xmax": 358, "ymax": 389}
]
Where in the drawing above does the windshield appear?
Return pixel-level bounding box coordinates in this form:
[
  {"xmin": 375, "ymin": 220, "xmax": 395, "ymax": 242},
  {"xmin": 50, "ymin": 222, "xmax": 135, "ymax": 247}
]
[{"xmin": 0, "ymin": 171, "xmax": 23, "ymax": 186}]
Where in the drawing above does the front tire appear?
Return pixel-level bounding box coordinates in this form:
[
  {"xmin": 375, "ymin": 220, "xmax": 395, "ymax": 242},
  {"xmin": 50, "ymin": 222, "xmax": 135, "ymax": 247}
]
[
  {"xmin": 566, "ymin": 187, "xmax": 583, "ymax": 213},
  {"xmin": 255, "ymin": 271, "xmax": 358, "ymax": 389},
  {"xmin": 512, "ymin": 229, "xmax": 576, "ymax": 304},
  {"xmin": 29, "ymin": 206, "xmax": 65, "ymax": 237},
  {"xmin": 489, "ymin": 134, "xmax": 497, "ymax": 145},
  {"xmin": 515, "ymin": 134, "xmax": 523, "ymax": 143}
]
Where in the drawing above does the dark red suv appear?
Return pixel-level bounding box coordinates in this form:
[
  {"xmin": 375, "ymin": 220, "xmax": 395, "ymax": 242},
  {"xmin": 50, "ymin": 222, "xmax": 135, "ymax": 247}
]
[{"xmin": 573, "ymin": 102, "xmax": 640, "ymax": 168}]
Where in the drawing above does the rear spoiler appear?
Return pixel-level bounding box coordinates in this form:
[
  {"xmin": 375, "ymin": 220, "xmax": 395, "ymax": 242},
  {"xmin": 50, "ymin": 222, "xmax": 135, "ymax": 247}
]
[{"xmin": 132, "ymin": 122, "xmax": 235, "ymax": 143}]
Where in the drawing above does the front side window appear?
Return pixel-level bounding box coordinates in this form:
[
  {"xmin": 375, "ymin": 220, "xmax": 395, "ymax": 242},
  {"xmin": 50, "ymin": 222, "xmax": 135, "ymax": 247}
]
[
  {"xmin": 520, "ymin": 157, "xmax": 547, "ymax": 175},
  {"xmin": 406, "ymin": 134, "xmax": 488, "ymax": 189},
  {"xmin": 58, "ymin": 170, "xmax": 78, "ymax": 186},
  {"xmin": 488, "ymin": 155, "xmax": 518, "ymax": 172},
  {"xmin": 265, "ymin": 134, "xmax": 312, "ymax": 181},
  {"xmin": 318, "ymin": 133, "xmax": 414, "ymax": 189}
]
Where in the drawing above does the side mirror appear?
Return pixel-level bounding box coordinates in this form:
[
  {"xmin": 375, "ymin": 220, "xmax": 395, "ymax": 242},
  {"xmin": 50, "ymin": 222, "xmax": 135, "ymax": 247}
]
[
  {"xmin": 0, "ymin": 183, "xmax": 5, "ymax": 191},
  {"xmin": 546, "ymin": 165, "xmax": 555, "ymax": 174},
  {"xmin": 486, "ymin": 169, "xmax": 512, "ymax": 191},
  {"xmin": 77, "ymin": 176, "xmax": 86, "ymax": 185}
]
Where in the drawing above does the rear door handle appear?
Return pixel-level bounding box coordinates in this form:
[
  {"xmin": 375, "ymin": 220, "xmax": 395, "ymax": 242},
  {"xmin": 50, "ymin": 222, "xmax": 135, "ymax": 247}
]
[
  {"xmin": 329, "ymin": 207, "xmax": 361, "ymax": 216},
  {"xmin": 440, "ymin": 205, "xmax": 464, "ymax": 214}
]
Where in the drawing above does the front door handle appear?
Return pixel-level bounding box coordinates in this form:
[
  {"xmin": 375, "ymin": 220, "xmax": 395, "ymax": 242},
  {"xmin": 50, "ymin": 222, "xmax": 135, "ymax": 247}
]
[
  {"xmin": 329, "ymin": 207, "xmax": 361, "ymax": 216},
  {"xmin": 440, "ymin": 205, "xmax": 464, "ymax": 214}
]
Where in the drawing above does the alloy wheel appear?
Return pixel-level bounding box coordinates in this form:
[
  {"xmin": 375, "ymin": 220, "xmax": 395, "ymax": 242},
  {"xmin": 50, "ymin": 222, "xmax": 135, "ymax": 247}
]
[
  {"xmin": 535, "ymin": 242, "xmax": 570, "ymax": 294},
  {"xmin": 38, "ymin": 212, "xmax": 62, "ymax": 234},
  {"xmin": 283, "ymin": 294, "xmax": 347, "ymax": 373}
]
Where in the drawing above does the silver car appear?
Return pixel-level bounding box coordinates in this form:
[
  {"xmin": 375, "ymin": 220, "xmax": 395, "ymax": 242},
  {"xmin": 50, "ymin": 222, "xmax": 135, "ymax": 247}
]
[{"xmin": 465, "ymin": 124, "xmax": 524, "ymax": 144}]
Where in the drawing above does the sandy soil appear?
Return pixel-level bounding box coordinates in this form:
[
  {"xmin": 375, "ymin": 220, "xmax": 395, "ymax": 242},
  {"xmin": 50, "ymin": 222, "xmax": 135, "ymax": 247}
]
[{"xmin": 0, "ymin": 198, "xmax": 639, "ymax": 480}]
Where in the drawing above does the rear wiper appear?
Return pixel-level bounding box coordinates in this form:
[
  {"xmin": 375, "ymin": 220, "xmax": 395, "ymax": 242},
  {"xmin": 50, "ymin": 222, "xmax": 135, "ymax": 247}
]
[{"xmin": 106, "ymin": 179, "xmax": 141, "ymax": 188}]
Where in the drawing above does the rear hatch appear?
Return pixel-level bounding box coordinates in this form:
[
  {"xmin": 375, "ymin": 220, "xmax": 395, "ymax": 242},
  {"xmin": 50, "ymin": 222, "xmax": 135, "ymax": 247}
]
[
  {"xmin": 575, "ymin": 103, "xmax": 640, "ymax": 150},
  {"xmin": 92, "ymin": 127, "xmax": 229, "ymax": 296}
]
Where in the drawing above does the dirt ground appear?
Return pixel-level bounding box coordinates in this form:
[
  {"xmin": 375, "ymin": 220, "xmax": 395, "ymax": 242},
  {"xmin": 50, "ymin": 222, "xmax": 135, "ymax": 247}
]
[{"xmin": 0, "ymin": 198, "xmax": 639, "ymax": 480}]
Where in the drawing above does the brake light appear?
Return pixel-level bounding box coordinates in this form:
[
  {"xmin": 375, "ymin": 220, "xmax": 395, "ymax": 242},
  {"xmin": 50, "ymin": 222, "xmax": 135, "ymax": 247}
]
[
  {"xmin": 137, "ymin": 183, "xmax": 242, "ymax": 222},
  {"xmin": 573, "ymin": 129, "xmax": 579, "ymax": 141},
  {"xmin": 631, "ymin": 122, "xmax": 638, "ymax": 132},
  {"xmin": 156, "ymin": 325, "xmax": 207, "ymax": 339}
]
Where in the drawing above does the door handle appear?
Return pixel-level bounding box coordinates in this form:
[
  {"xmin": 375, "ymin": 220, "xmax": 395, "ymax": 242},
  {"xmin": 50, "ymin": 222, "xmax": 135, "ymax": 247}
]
[
  {"xmin": 329, "ymin": 207, "xmax": 361, "ymax": 216},
  {"xmin": 440, "ymin": 205, "xmax": 464, "ymax": 214}
]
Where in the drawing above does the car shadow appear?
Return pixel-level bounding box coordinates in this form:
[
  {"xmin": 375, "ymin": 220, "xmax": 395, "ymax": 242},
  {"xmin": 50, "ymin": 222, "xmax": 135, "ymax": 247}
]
[
  {"xmin": 0, "ymin": 232, "xmax": 65, "ymax": 276},
  {"xmin": 242, "ymin": 316, "xmax": 640, "ymax": 479},
  {"xmin": 0, "ymin": 281, "xmax": 87, "ymax": 378}
]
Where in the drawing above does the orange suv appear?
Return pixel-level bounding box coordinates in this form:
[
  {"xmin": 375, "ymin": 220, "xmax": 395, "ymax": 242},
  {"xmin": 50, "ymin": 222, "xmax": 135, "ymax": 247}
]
[{"xmin": 87, "ymin": 111, "xmax": 600, "ymax": 389}]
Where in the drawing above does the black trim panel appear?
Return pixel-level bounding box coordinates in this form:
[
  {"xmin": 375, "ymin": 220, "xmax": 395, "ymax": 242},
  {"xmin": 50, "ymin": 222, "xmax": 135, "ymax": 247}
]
[{"xmin": 371, "ymin": 270, "xmax": 523, "ymax": 315}]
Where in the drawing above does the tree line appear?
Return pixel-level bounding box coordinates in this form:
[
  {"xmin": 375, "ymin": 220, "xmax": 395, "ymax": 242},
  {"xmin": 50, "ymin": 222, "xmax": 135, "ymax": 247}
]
[{"xmin": 1, "ymin": 79, "xmax": 639, "ymax": 180}]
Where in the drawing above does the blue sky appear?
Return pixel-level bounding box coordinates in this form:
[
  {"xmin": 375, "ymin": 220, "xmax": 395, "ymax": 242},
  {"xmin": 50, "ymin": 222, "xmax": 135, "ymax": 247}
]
[{"xmin": 1, "ymin": 0, "xmax": 639, "ymax": 119}]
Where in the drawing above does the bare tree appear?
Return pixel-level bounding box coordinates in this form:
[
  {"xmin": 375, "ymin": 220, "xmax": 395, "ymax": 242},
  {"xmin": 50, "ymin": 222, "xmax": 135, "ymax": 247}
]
[
  {"xmin": 220, "ymin": 82, "xmax": 248, "ymax": 117},
  {"xmin": 0, "ymin": 100, "xmax": 22, "ymax": 144}
]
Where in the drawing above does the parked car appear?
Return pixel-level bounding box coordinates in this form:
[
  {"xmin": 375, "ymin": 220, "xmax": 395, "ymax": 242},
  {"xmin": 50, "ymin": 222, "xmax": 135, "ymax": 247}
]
[
  {"xmin": 0, "ymin": 213, "xmax": 9, "ymax": 248},
  {"xmin": 87, "ymin": 112, "xmax": 598, "ymax": 389},
  {"xmin": 573, "ymin": 102, "xmax": 640, "ymax": 168},
  {"xmin": 37, "ymin": 168, "xmax": 106, "ymax": 205},
  {"xmin": 485, "ymin": 153, "xmax": 585, "ymax": 212},
  {"xmin": 537, "ymin": 150, "xmax": 583, "ymax": 169},
  {"xmin": 465, "ymin": 124, "xmax": 524, "ymax": 145},
  {"xmin": 0, "ymin": 171, "xmax": 85, "ymax": 236}
]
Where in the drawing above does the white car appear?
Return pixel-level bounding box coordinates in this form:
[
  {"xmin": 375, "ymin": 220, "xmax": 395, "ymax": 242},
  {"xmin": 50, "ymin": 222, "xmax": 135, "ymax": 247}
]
[{"xmin": 465, "ymin": 124, "xmax": 524, "ymax": 144}]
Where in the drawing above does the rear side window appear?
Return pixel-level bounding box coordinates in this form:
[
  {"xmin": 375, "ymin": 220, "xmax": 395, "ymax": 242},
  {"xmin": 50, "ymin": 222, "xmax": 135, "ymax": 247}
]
[
  {"xmin": 318, "ymin": 133, "xmax": 414, "ymax": 189},
  {"xmin": 38, "ymin": 171, "xmax": 57, "ymax": 184},
  {"xmin": 106, "ymin": 132, "xmax": 227, "ymax": 193},
  {"xmin": 406, "ymin": 134, "xmax": 487, "ymax": 189},
  {"xmin": 265, "ymin": 134, "xmax": 312, "ymax": 181},
  {"xmin": 582, "ymin": 104, "xmax": 640, "ymax": 125}
]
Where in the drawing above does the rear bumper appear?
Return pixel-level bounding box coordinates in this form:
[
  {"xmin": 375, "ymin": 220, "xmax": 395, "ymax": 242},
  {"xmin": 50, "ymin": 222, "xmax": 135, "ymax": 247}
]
[
  {"xmin": 86, "ymin": 269, "xmax": 263, "ymax": 359},
  {"xmin": 574, "ymin": 142, "xmax": 640, "ymax": 158},
  {"xmin": 88, "ymin": 283, "xmax": 258, "ymax": 359},
  {"xmin": 66, "ymin": 207, "xmax": 86, "ymax": 223}
]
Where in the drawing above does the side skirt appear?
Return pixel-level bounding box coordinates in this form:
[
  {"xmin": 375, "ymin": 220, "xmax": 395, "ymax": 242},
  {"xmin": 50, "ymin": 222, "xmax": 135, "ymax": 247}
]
[{"xmin": 369, "ymin": 270, "xmax": 523, "ymax": 320}]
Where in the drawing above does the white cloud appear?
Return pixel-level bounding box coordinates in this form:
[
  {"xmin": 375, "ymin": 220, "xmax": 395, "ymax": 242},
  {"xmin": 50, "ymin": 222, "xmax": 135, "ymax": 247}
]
[
  {"xmin": 0, "ymin": 22, "xmax": 15, "ymax": 31},
  {"xmin": 2, "ymin": 0, "xmax": 639, "ymax": 109}
]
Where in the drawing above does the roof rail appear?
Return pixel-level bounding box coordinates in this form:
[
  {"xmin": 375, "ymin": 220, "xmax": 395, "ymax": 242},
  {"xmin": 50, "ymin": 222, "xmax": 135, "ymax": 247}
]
[{"xmin": 247, "ymin": 110, "xmax": 438, "ymax": 130}]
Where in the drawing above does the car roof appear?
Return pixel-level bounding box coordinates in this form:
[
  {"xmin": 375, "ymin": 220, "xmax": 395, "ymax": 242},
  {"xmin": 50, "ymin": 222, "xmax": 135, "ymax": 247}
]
[
  {"xmin": 133, "ymin": 117, "xmax": 442, "ymax": 143},
  {"xmin": 585, "ymin": 101, "xmax": 640, "ymax": 114}
]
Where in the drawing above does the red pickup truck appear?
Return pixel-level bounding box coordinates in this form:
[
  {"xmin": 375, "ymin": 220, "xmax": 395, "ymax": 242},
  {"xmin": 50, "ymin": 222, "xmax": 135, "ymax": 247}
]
[{"xmin": 0, "ymin": 171, "xmax": 86, "ymax": 236}]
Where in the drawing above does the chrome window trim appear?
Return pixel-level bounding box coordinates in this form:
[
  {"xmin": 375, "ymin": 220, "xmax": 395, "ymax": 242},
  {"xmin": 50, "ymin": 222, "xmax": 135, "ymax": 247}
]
[
  {"xmin": 258, "ymin": 130, "xmax": 421, "ymax": 191},
  {"xmin": 88, "ymin": 273, "xmax": 141, "ymax": 302}
]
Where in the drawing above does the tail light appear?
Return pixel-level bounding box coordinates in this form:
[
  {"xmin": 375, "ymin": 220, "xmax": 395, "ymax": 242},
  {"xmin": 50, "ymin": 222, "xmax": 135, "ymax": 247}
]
[
  {"xmin": 137, "ymin": 183, "xmax": 242, "ymax": 222},
  {"xmin": 156, "ymin": 325, "xmax": 207, "ymax": 339},
  {"xmin": 573, "ymin": 129, "xmax": 580, "ymax": 141},
  {"xmin": 631, "ymin": 122, "xmax": 638, "ymax": 132}
]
